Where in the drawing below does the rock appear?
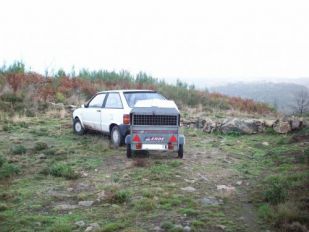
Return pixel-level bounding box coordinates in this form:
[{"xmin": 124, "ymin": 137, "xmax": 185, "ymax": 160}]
[
  {"xmin": 264, "ymin": 119, "xmax": 277, "ymax": 127},
  {"xmin": 216, "ymin": 224, "xmax": 226, "ymax": 230},
  {"xmin": 47, "ymin": 190, "xmax": 71, "ymax": 199},
  {"xmin": 78, "ymin": 201, "xmax": 94, "ymax": 207},
  {"xmin": 38, "ymin": 153, "xmax": 46, "ymax": 159},
  {"xmin": 181, "ymin": 186, "xmax": 196, "ymax": 192},
  {"xmin": 203, "ymin": 118, "xmax": 218, "ymax": 133},
  {"xmin": 217, "ymin": 185, "xmax": 235, "ymax": 192},
  {"xmin": 75, "ymin": 220, "xmax": 86, "ymax": 227},
  {"xmin": 290, "ymin": 118, "xmax": 303, "ymax": 130},
  {"xmin": 85, "ymin": 223, "xmax": 100, "ymax": 232},
  {"xmin": 76, "ymin": 183, "xmax": 90, "ymax": 191},
  {"xmin": 81, "ymin": 171, "xmax": 89, "ymax": 177},
  {"xmin": 274, "ymin": 121, "xmax": 291, "ymax": 134},
  {"xmin": 96, "ymin": 191, "xmax": 106, "ymax": 201},
  {"xmin": 184, "ymin": 226, "xmax": 191, "ymax": 232},
  {"xmin": 54, "ymin": 204, "xmax": 78, "ymax": 210},
  {"xmin": 236, "ymin": 181, "xmax": 243, "ymax": 185},
  {"xmin": 201, "ymin": 196, "xmax": 221, "ymax": 206},
  {"xmin": 220, "ymin": 118, "xmax": 263, "ymax": 134},
  {"xmin": 262, "ymin": 142, "xmax": 269, "ymax": 146}
]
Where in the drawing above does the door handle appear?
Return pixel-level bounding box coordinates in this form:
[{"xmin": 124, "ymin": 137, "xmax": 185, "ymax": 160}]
[{"xmin": 97, "ymin": 110, "xmax": 101, "ymax": 112}]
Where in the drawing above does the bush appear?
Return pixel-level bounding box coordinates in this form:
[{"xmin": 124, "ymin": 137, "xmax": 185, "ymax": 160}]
[
  {"xmin": 258, "ymin": 203, "xmax": 274, "ymax": 221},
  {"xmin": 263, "ymin": 176, "xmax": 287, "ymax": 205},
  {"xmin": 102, "ymin": 222, "xmax": 123, "ymax": 232},
  {"xmin": 10, "ymin": 145, "xmax": 27, "ymax": 155},
  {"xmin": 0, "ymin": 162, "xmax": 20, "ymax": 179},
  {"xmin": 49, "ymin": 164, "xmax": 78, "ymax": 180}
]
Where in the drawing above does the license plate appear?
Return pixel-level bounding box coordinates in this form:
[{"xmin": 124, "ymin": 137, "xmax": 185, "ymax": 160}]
[
  {"xmin": 144, "ymin": 136, "xmax": 164, "ymax": 142},
  {"xmin": 142, "ymin": 144, "xmax": 167, "ymax": 150}
]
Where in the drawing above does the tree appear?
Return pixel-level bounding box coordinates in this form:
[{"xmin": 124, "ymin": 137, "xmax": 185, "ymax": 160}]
[{"xmin": 292, "ymin": 89, "xmax": 309, "ymax": 116}]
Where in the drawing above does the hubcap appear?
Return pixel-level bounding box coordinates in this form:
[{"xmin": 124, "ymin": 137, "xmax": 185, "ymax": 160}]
[
  {"xmin": 75, "ymin": 122, "xmax": 82, "ymax": 132},
  {"xmin": 112, "ymin": 129, "xmax": 119, "ymax": 143}
]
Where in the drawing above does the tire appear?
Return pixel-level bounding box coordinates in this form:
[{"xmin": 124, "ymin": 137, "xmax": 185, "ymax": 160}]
[
  {"xmin": 178, "ymin": 144, "xmax": 184, "ymax": 159},
  {"xmin": 73, "ymin": 118, "xmax": 85, "ymax": 135},
  {"xmin": 111, "ymin": 126, "xmax": 123, "ymax": 148},
  {"xmin": 126, "ymin": 144, "xmax": 132, "ymax": 158}
]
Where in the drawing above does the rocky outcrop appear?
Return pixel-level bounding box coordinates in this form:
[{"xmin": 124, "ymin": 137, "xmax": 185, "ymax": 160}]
[{"xmin": 220, "ymin": 118, "xmax": 264, "ymax": 134}]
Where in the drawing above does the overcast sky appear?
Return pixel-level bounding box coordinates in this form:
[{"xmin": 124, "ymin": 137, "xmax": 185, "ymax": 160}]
[{"xmin": 0, "ymin": 0, "xmax": 309, "ymax": 87}]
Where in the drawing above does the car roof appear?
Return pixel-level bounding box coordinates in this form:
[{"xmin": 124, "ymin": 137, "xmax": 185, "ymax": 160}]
[{"xmin": 97, "ymin": 89, "xmax": 156, "ymax": 94}]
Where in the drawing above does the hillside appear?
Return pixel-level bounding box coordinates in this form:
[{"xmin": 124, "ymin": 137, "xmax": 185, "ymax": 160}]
[
  {"xmin": 211, "ymin": 82, "xmax": 309, "ymax": 114},
  {"xmin": 0, "ymin": 62, "xmax": 273, "ymax": 117}
]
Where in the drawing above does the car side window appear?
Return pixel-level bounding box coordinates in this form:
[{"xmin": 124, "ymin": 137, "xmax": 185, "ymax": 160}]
[
  {"xmin": 105, "ymin": 93, "xmax": 123, "ymax": 109},
  {"xmin": 88, "ymin": 94, "xmax": 106, "ymax": 108}
]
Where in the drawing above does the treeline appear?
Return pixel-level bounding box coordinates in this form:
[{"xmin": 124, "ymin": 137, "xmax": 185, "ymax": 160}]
[{"xmin": 0, "ymin": 61, "xmax": 274, "ymax": 116}]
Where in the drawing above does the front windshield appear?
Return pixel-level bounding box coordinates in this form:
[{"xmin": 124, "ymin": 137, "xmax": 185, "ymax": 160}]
[{"xmin": 124, "ymin": 92, "xmax": 165, "ymax": 107}]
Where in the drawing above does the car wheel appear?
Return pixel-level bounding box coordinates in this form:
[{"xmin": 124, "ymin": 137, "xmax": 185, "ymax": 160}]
[
  {"xmin": 178, "ymin": 144, "xmax": 184, "ymax": 159},
  {"xmin": 126, "ymin": 144, "xmax": 132, "ymax": 158},
  {"xmin": 111, "ymin": 126, "xmax": 123, "ymax": 148},
  {"xmin": 73, "ymin": 118, "xmax": 85, "ymax": 135}
]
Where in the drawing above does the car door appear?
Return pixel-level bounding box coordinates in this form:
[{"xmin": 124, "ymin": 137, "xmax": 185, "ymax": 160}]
[
  {"xmin": 82, "ymin": 93, "xmax": 106, "ymax": 131},
  {"xmin": 101, "ymin": 92, "xmax": 124, "ymax": 133}
]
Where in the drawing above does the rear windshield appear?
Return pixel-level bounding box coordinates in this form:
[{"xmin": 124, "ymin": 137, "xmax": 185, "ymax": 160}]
[{"xmin": 124, "ymin": 92, "xmax": 165, "ymax": 107}]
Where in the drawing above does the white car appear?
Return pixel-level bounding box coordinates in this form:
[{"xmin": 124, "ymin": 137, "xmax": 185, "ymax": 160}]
[{"xmin": 72, "ymin": 90, "xmax": 166, "ymax": 147}]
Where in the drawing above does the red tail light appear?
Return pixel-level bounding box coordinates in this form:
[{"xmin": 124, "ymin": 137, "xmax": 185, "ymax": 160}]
[
  {"xmin": 133, "ymin": 135, "xmax": 141, "ymax": 142},
  {"xmin": 169, "ymin": 135, "xmax": 177, "ymax": 143},
  {"xmin": 123, "ymin": 114, "xmax": 130, "ymax": 125},
  {"xmin": 136, "ymin": 143, "xmax": 142, "ymax": 149}
]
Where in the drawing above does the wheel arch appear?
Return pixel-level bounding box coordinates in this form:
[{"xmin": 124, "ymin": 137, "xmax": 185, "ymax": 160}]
[{"xmin": 74, "ymin": 116, "xmax": 85, "ymax": 128}]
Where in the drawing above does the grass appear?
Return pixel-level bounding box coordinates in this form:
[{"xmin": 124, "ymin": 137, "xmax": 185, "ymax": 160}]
[{"xmin": 0, "ymin": 114, "xmax": 308, "ymax": 231}]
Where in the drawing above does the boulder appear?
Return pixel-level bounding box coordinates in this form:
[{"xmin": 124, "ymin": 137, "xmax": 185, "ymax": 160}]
[
  {"xmin": 290, "ymin": 118, "xmax": 303, "ymax": 130},
  {"xmin": 203, "ymin": 118, "xmax": 217, "ymax": 133},
  {"xmin": 220, "ymin": 118, "xmax": 264, "ymax": 134},
  {"xmin": 264, "ymin": 119, "xmax": 278, "ymax": 128},
  {"xmin": 273, "ymin": 121, "xmax": 291, "ymax": 134}
]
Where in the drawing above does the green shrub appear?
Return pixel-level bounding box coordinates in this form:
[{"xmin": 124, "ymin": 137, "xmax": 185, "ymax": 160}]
[
  {"xmin": 55, "ymin": 92, "xmax": 65, "ymax": 103},
  {"xmin": 10, "ymin": 145, "xmax": 27, "ymax": 155},
  {"xmin": 258, "ymin": 203, "xmax": 274, "ymax": 221},
  {"xmin": 0, "ymin": 162, "xmax": 20, "ymax": 179},
  {"xmin": 49, "ymin": 164, "xmax": 78, "ymax": 180},
  {"xmin": 102, "ymin": 222, "xmax": 123, "ymax": 232},
  {"xmin": 113, "ymin": 190, "xmax": 131, "ymax": 204},
  {"xmin": 34, "ymin": 142, "xmax": 48, "ymax": 151},
  {"xmin": 160, "ymin": 221, "xmax": 174, "ymax": 230},
  {"xmin": 263, "ymin": 176, "xmax": 287, "ymax": 205}
]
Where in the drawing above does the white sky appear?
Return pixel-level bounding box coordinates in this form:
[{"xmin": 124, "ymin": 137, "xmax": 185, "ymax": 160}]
[{"xmin": 0, "ymin": 0, "xmax": 309, "ymax": 87}]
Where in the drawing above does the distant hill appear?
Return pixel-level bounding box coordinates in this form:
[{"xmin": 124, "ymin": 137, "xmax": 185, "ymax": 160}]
[{"xmin": 211, "ymin": 82, "xmax": 309, "ymax": 113}]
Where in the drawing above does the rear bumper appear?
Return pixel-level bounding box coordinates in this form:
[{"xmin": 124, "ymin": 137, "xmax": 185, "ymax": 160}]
[{"xmin": 125, "ymin": 134, "xmax": 185, "ymax": 151}]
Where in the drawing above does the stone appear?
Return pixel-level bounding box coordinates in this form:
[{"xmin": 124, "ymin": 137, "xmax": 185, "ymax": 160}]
[
  {"xmin": 184, "ymin": 226, "xmax": 191, "ymax": 232},
  {"xmin": 220, "ymin": 118, "xmax": 263, "ymax": 134},
  {"xmin": 264, "ymin": 119, "xmax": 277, "ymax": 127},
  {"xmin": 54, "ymin": 204, "xmax": 78, "ymax": 210},
  {"xmin": 75, "ymin": 220, "xmax": 86, "ymax": 227},
  {"xmin": 181, "ymin": 186, "xmax": 196, "ymax": 192},
  {"xmin": 203, "ymin": 118, "xmax": 217, "ymax": 133},
  {"xmin": 236, "ymin": 181, "xmax": 243, "ymax": 185},
  {"xmin": 38, "ymin": 153, "xmax": 46, "ymax": 159},
  {"xmin": 290, "ymin": 119, "xmax": 303, "ymax": 130},
  {"xmin": 262, "ymin": 142, "xmax": 269, "ymax": 146},
  {"xmin": 85, "ymin": 223, "xmax": 100, "ymax": 232},
  {"xmin": 201, "ymin": 196, "xmax": 221, "ymax": 206},
  {"xmin": 217, "ymin": 185, "xmax": 235, "ymax": 192},
  {"xmin": 153, "ymin": 226, "xmax": 161, "ymax": 232},
  {"xmin": 216, "ymin": 224, "xmax": 226, "ymax": 230},
  {"xmin": 273, "ymin": 121, "xmax": 291, "ymax": 134},
  {"xmin": 78, "ymin": 201, "xmax": 94, "ymax": 207}
]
